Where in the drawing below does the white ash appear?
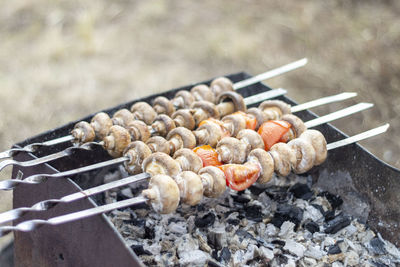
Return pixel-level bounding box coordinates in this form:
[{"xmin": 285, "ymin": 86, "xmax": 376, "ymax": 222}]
[{"xmin": 102, "ymin": 174, "xmax": 400, "ymax": 267}]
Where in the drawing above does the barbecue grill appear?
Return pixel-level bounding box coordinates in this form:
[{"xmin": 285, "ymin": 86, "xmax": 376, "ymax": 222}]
[{"xmin": 7, "ymin": 72, "xmax": 400, "ymax": 266}]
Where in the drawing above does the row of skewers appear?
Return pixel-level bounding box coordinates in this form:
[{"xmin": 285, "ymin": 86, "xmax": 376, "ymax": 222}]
[{"xmin": 0, "ymin": 59, "xmax": 389, "ymax": 236}]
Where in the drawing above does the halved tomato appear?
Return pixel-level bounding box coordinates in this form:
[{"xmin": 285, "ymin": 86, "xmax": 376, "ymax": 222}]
[
  {"xmin": 218, "ymin": 162, "xmax": 260, "ymax": 191},
  {"xmin": 257, "ymin": 120, "xmax": 292, "ymax": 151},
  {"xmin": 193, "ymin": 145, "xmax": 223, "ymax": 167}
]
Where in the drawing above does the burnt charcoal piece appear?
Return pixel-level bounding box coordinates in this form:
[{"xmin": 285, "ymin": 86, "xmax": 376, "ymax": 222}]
[
  {"xmin": 270, "ymin": 204, "xmax": 303, "ymax": 228},
  {"xmin": 208, "ymin": 259, "xmax": 222, "ymax": 267},
  {"xmin": 304, "ymin": 221, "xmax": 320, "ymax": 234},
  {"xmin": 123, "ymin": 218, "xmax": 145, "ymax": 227},
  {"xmin": 235, "ymin": 229, "xmax": 255, "ymax": 240},
  {"xmin": 271, "ymin": 239, "xmax": 286, "ymax": 247},
  {"xmin": 320, "ymin": 191, "xmax": 343, "ymax": 210},
  {"xmin": 368, "ymin": 237, "xmax": 387, "ymax": 255},
  {"xmin": 144, "ymin": 226, "xmax": 155, "ymax": 239},
  {"xmin": 211, "ymin": 250, "xmax": 219, "ymax": 261},
  {"xmin": 324, "ymin": 215, "xmax": 351, "ymax": 234},
  {"xmin": 274, "ymin": 254, "xmax": 288, "ymax": 265},
  {"xmin": 311, "ymin": 204, "xmax": 325, "ymax": 215},
  {"xmin": 249, "ymin": 186, "xmax": 265, "ymax": 195},
  {"xmin": 289, "ymin": 183, "xmax": 313, "ymax": 200},
  {"xmin": 324, "ymin": 210, "xmax": 336, "ymax": 221},
  {"xmin": 232, "ymin": 194, "xmax": 251, "ymax": 204},
  {"xmin": 220, "ymin": 247, "xmax": 231, "ymax": 262},
  {"xmin": 371, "ymin": 260, "xmax": 390, "ymax": 267},
  {"xmin": 226, "ymin": 219, "xmax": 240, "ymax": 225},
  {"xmin": 245, "ymin": 205, "xmax": 263, "ymax": 222},
  {"xmin": 265, "ymin": 186, "xmax": 291, "ymax": 203},
  {"xmin": 195, "ymin": 212, "xmax": 216, "ymax": 228},
  {"xmin": 327, "ymin": 244, "xmax": 342, "ymax": 255},
  {"xmin": 130, "ymin": 244, "xmax": 152, "ymax": 256}
]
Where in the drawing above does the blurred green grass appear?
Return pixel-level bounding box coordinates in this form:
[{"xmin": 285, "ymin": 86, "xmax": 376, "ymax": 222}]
[{"xmin": 0, "ymin": 0, "xmax": 399, "ymax": 247}]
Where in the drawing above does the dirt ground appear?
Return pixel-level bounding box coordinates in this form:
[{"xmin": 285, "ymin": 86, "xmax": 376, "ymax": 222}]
[{"xmin": 0, "ymin": 0, "xmax": 399, "ymax": 248}]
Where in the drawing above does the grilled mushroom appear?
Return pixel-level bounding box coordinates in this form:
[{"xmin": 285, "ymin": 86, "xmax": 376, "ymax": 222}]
[
  {"xmin": 112, "ymin": 109, "xmax": 134, "ymax": 127},
  {"xmin": 299, "ymin": 129, "xmax": 327, "ymax": 166},
  {"xmin": 90, "ymin": 112, "xmax": 112, "ymax": 140},
  {"xmin": 281, "ymin": 114, "xmax": 306, "ymax": 138},
  {"xmin": 198, "ymin": 166, "xmax": 226, "ymax": 198},
  {"xmin": 194, "ymin": 121, "xmax": 223, "ymax": 147},
  {"xmin": 151, "ymin": 114, "xmax": 176, "ymax": 137},
  {"xmin": 172, "ymin": 109, "xmax": 196, "ymax": 130},
  {"xmin": 287, "ymin": 138, "xmax": 316, "ymax": 174},
  {"xmin": 126, "ymin": 120, "xmax": 151, "ymax": 142},
  {"xmin": 247, "ymin": 107, "xmax": 269, "ymax": 129},
  {"xmin": 123, "ymin": 141, "xmax": 152, "ymax": 174},
  {"xmin": 153, "ymin": 96, "xmax": 175, "ymax": 116},
  {"xmin": 269, "ymin": 142, "xmax": 297, "ymax": 177},
  {"xmin": 217, "ymin": 91, "xmax": 246, "ymax": 117},
  {"xmin": 103, "ymin": 125, "xmax": 131, "ymax": 157},
  {"xmin": 221, "ymin": 113, "xmax": 247, "ymax": 137},
  {"xmin": 173, "ymin": 148, "xmax": 203, "ymax": 173},
  {"xmin": 216, "ymin": 137, "xmax": 250, "ymax": 164},
  {"xmin": 191, "ymin": 101, "xmax": 220, "ymax": 126},
  {"xmin": 143, "ymin": 152, "xmax": 180, "ymax": 177},
  {"xmin": 146, "ymin": 136, "xmax": 170, "ymax": 154},
  {"xmin": 210, "ymin": 77, "xmax": 234, "ymax": 96},
  {"xmin": 166, "ymin": 127, "xmax": 196, "ymax": 154},
  {"xmin": 130, "ymin": 102, "xmax": 157, "ymax": 125},
  {"xmin": 259, "ymin": 100, "xmax": 291, "ymax": 120},
  {"xmin": 247, "ymin": 148, "xmax": 275, "ymax": 184},
  {"xmin": 191, "ymin": 84, "xmax": 215, "ymax": 103},
  {"xmin": 142, "ymin": 174, "xmax": 180, "ymax": 214},
  {"xmin": 71, "ymin": 121, "xmax": 96, "ymax": 144},
  {"xmin": 174, "ymin": 171, "xmax": 204, "ymax": 206},
  {"xmin": 172, "ymin": 90, "xmax": 195, "ymax": 109},
  {"xmin": 236, "ymin": 129, "xmax": 265, "ymax": 150}
]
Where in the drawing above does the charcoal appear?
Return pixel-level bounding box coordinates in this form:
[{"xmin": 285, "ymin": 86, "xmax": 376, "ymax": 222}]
[
  {"xmin": 265, "ymin": 186, "xmax": 291, "ymax": 203},
  {"xmin": 320, "ymin": 191, "xmax": 344, "ymax": 210},
  {"xmin": 130, "ymin": 244, "xmax": 152, "ymax": 256},
  {"xmin": 304, "ymin": 221, "xmax": 320, "ymax": 233},
  {"xmin": 144, "ymin": 226, "xmax": 155, "ymax": 239},
  {"xmin": 371, "ymin": 260, "xmax": 390, "ymax": 267},
  {"xmin": 220, "ymin": 247, "xmax": 231, "ymax": 262},
  {"xmin": 207, "ymin": 228, "xmax": 226, "ymax": 249},
  {"xmin": 235, "ymin": 229, "xmax": 255, "ymax": 240},
  {"xmin": 232, "ymin": 194, "xmax": 251, "ymax": 203},
  {"xmin": 327, "ymin": 244, "xmax": 342, "ymax": 255},
  {"xmin": 195, "ymin": 212, "xmax": 216, "ymax": 228},
  {"xmin": 125, "ymin": 218, "xmax": 145, "ymax": 227},
  {"xmin": 311, "ymin": 204, "xmax": 325, "ymax": 215},
  {"xmin": 226, "ymin": 218, "xmax": 240, "ymax": 225},
  {"xmin": 272, "ymin": 239, "xmax": 286, "ymax": 247},
  {"xmin": 244, "ymin": 204, "xmax": 263, "ymax": 222},
  {"xmin": 284, "ymin": 240, "xmax": 306, "ymax": 257},
  {"xmin": 368, "ymin": 237, "xmax": 387, "ymax": 255},
  {"xmin": 290, "ymin": 183, "xmax": 313, "ymax": 200},
  {"xmin": 248, "ymin": 185, "xmax": 265, "ymax": 195},
  {"xmin": 324, "ymin": 215, "xmax": 351, "ymax": 234},
  {"xmin": 179, "ymin": 250, "xmax": 209, "ymax": 266},
  {"xmin": 324, "ymin": 210, "xmax": 336, "ymax": 221},
  {"xmin": 271, "ymin": 204, "xmax": 303, "ymax": 228},
  {"xmin": 208, "ymin": 259, "xmax": 224, "ymax": 267}
]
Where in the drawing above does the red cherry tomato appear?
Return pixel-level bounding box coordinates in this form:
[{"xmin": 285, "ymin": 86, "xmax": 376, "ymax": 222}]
[
  {"xmin": 218, "ymin": 162, "xmax": 260, "ymax": 191},
  {"xmin": 257, "ymin": 120, "xmax": 292, "ymax": 151},
  {"xmin": 193, "ymin": 145, "xmax": 223, "ymax": 167},
  {"xmin": 232, "ymin": 111, "xmax": 257, "ymax": 130},
  {"xmin": 198, "ymin": 118, "xmax": 231, "ymax": 138}
]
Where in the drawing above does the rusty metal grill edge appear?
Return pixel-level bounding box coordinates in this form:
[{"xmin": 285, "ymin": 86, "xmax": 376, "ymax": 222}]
[{"xmin": 10, "ymin": 72, "xmax": 400, "ymax": 267}]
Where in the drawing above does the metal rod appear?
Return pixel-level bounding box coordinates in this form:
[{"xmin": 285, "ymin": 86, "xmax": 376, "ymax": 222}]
[
  {"xmin": 290, "ymin": 92, "xmax": 357, "ymax": 113},
  {"xmin": 0, "ymin": 157, "xmax": 128, "ymax": 190},
  {"xmin": 0, "ymin": 124, "xmax": 389, "ymax": 235},
  {"xmin": 233, "ymin": 58, "xmax": 308, "ymax": 90},
  {"xmin": 327, "ymin": 124, "xmax": 390, "ymax": 150},
  {"xmin": 0, "ymin": 196, "xmax": 148, "ymax": 236},
  {"xmin": 0, "ymin": 173, "xmax": 150, "ymax": 225},
  {"xmin": 304, "ymin": 103, "xmax": 373, "ymax": 128}
]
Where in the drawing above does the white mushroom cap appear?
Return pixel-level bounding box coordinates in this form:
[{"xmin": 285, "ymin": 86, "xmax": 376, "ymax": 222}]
[
  {"xmin": 287, "ymin": 138, "xmax": 316, "ymax": 174},
  {"xmin": 174, "ymin": 171, "xmax": 203, "ymax": 206},
  {"xmin": 299, "ymin": 129, "xmax": 327, "ymax": 166}
]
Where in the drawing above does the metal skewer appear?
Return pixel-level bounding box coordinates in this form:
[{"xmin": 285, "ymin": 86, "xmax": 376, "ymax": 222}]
[
  {"xmin": 0, "ymin": 123, "xmax": 388, "ymax": 235},
  {"xmin": 0, "ymin": 91, "xmax": 357, "ymax": 172},
  {"xmin": 0, "ymin": 58, "xmax": 308, "ymax": 160},
  {"xmin": 0, "ymin": 102, "xmax": 373, "ymax": 191}
]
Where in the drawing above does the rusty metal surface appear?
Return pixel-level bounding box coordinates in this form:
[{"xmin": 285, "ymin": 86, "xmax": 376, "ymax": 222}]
[{"xmin": 11, "ymin": 72, "xmax": 400, "ymax": 266}]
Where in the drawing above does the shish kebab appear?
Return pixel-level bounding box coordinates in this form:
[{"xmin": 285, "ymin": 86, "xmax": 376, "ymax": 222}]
[
  {"xmin": 0, "ymin": 92, "xmax": 358, "ymax": 172},
  {"xmin": 0, "ymin": 124, "xmax": 389, "ymax": 234},
  {"xmin": 0, "ymin": 58, "xmax": 307, "ymax": 160},
  {"xmin": 0, "ymin": 101, "xmax": 373, "ymax": 191}
]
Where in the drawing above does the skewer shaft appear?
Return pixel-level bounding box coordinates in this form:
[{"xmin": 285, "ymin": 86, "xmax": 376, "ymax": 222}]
[
  {"xmin": 233, "ymin": 58, "xmax": 308, "ymax": 90},
  {"xmin": 0, "ymin": 123, "xmax": 389, "ymax": 235}
]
